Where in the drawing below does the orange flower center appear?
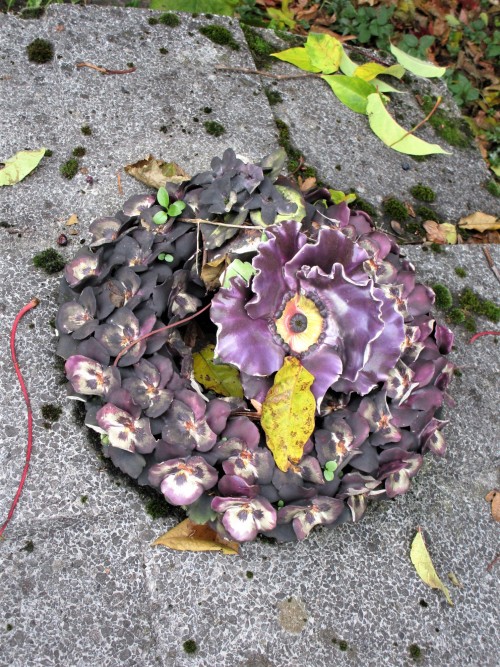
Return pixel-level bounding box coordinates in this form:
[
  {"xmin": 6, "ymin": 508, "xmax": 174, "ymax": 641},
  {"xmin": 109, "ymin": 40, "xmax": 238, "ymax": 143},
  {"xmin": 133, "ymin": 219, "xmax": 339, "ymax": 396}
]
[{"xmin": 275, "ymin": 294, "xmax": 324, "ymax": 354}]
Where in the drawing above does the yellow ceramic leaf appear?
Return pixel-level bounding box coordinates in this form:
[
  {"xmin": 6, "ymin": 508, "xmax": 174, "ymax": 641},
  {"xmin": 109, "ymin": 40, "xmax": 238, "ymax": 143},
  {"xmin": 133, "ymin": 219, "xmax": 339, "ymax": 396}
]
[
  {"xmin": 354, "ymin": 62, "xmax": 405, "ymax": 81},
  {"xmin": 458, "ymin": 211, "xmax": 500, "ymax": 232},
  {"xmin": 153, "ymin": 519, "xmax": 240, "ymax": 555},
  {"xmin": 0, "ymin": 147, "xmax": 46, "ymax": 187},
  {"xmin": 410, "ymin": 528, "xmax": 453, "ymax": 606},
  {"xmin": 261, "ymin": 357, "xmax": 316, "ymax": 472},
  {"xmin": 193, "ymin": 344, "xmax": 244, "ymax": 398}
]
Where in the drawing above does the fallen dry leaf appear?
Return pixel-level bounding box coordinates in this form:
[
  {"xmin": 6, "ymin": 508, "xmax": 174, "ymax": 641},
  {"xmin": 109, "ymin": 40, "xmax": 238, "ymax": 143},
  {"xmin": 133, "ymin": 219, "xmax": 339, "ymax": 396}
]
[
  {"xmin": 125, "ymin": 155, "xmax": 190, "ymax": 190},
  {"xmin": 458, "ymin": 211, "xmax": 500, "ymax": 233},
  {"xmin": 200, "ymin": 255, "xmax": 230, "ymax": 290},
  {"xmin": 298, "ymin": 176, "xmax": 317, "ymax": 192},
  {"xmin": 410, "ymin": 527, "xmax": 453, "ymax": 606},
  {"xmin": 447, "ymin": 572, "xmax": 463, "ymax": 588},
  {"xmin": 485, "ymin": 489, "xmax": 500, "ymax": 522},
  {"xmin": 152, "ymin": 518, "xmax": 239, "ymax": 555},
  {"xmin": 423, "ymin": 220, "xmax": 457, "ymax": 244},
  {"xmin": 66, "ymin": 214, "xmax": 78, "ymax": 226}
]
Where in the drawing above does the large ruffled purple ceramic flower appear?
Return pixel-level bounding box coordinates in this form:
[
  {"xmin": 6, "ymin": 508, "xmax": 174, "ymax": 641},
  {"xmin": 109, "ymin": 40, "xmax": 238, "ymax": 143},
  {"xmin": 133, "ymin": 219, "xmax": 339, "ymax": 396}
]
[{"xmin": 210, "ymin": 220, "xmax": 405, "ymax": 407}]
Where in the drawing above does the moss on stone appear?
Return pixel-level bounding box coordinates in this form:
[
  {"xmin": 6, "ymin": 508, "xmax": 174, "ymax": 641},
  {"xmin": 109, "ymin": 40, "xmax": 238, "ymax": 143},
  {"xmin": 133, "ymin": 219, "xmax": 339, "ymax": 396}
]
[
  {"xmin": 486, "ymin": 179, "xmax": 500, "ymax": 197},
  {"xmin": 352, "ymin": 198, "xmax": 378, "ymax": 218},
  {"xmin": 41, "ymin": 404, "xmax": 62, "ymax": 422},
  {"xmin": 81, "ymin": 125, "xmax": 92, "ymax": 136},
  {"xmin": 241, "ymin": 24, "xmax": 275, "ymax": 69},
  {"xmin": 21, "ymin": 540, "xmax": 34, "ymax": 553},
  {"xmin": 415, "ymin": 205, "xmax": 442, "ymax": 223},
  {"xmin": 432, "ymin": 284, "xmax": 453, "ymax": 310},
  {"xmin": 448, "ymin": 308, "xmax": 465, "ymax": 324},
  {"xmin": 60, "ymin": 158, "xmax": 79, "ymax": 180},
  {"xmin": 72, "ymin": 146, "xmax": 86, "ymax": 158},
  {"xmin": 21, "ymin": 7, "xmax": 45, "ymax": 20},
  {"xmin": 264, "ymin": 86, "xmax": 283, "ymax": 106},
  {"xmin": 199, "ymin": 25, "xmax": 240, "ymax": 50},
  {"xmin": 430, "ymin": 242, "xmax": 443, "ymax": 253},
  {"xmin": 246, "ymin": 570, "xmax": 254, "ymax": 579},
  {"xmin": 183, "ymin": 639, "xmax": 198, "ymax": 654},
  {"xmin": 409, "ymin": 644, "xmax": 421, "ymax": 660},
  {"xmin": 454, "ymin": 266, "xmax": 467, "ymax": 278},
  {"xmin": 159, "ymin": 47, "xmax": 168, "ymax": 54},
  {"xmin": 410, "ymin": 183, "xmax": 436, "ymax": 202},
  {"xmin": 145, "ymin": 494, "xmax": 172, "ymax": 519},
  {"xmin": 338, "ymin": 640, "xmax": 348, "ymax": 651},
  {"xmin": 459, "ymin": 287, "xmax": 500, "ymax": 322},
  {"xmin": 80, "ymin": 495, "xmax": 88, "ymax": 504},
  {"xmin": 204, "ymin": 120, "xmax": 225, "ymax": 137},
  {"xmin": 148, "ymin": 17, "xmax": 159, "ymax": 26},
  {"xmin": 159, "ymin": 13, "xmax": 180, "ymax": 27},
  {"xmin": 275, "ymin": 118, "xmax": 303, "ymax": 172},
  {"xmin": 33, "ymin": 248, "xmax": 65, "ymax": 274},
  {"xmin": 421, "ymin": 96, "xmax": 470, "ymax": 148},
  {"xmin": 44, "ymin": 149, "xmax": 53, "ymax": 157},
  {"xmin": 383, "ymin": 197, "xmax": 408, "ymax": 222},
  {"xmin": 464, "ymin": 315, "xmax": 477, "ymax": 332},
  {"xmin": 26, "ymin": 38, "xmax": 54, "ymax": 64}
]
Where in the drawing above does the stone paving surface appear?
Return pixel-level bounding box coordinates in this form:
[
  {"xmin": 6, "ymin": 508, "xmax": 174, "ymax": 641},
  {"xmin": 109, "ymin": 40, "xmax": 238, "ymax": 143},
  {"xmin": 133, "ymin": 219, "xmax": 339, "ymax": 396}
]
[{"xmin": 0, "ymin": 7, "xmax": 499, "ymax": 667}]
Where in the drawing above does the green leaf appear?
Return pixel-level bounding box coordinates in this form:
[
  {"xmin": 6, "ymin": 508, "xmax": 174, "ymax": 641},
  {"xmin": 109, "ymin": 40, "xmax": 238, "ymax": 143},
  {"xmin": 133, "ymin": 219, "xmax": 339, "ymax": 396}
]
[
  {"xmin": 324, "ymin": 460, "xmax": 338, "ymax": 472},
  {"xmin": 157, "ymin": 186, "xmax": 169, "ymax": 209},
  {"xmin": 267, "ymin": 7, "xmax": 296, "ymax": 30},
  {"xmin": 339, "ymin": 48, "xmax": 358, "ymax": 76},
  {"xmin": 192, "ymin": 344, "xmax": 244, "ymax": 398},
  {"xmin": 158, "ymin": 253, "xmax": 166, "ymax": 260},
  {"xmin": 222, "ymin": 259, "xmax": 256, "ymax": 288},
  {"xmin": 390, "ymin": 43, "xmax": 446, "ymax": 78},
  {"xmin": 0, "ymin": 148, "xmax": 46, "ymax": 187},
  {"xmin": 372, "ymin": 78, "xmax": 405, "ymax": 94},
  {"xmin": 149, "ymin": 0, "xmax": 238, "ymax": 16},
  {"xmin": 354, "ymin": 62, "xmax": 405, "ymax": 81},
  {"xmin": 167, "ymin": 200, "xmax": 186, "ymax": 217},
  {"xmin": 329, "ymin": 189, "xmax": 356, "ymax": 205},
  {"xmin": 324, "ymin": 469, "xmax": 334, "ymax": 481},
  {"xmin": 271, "ymin": 47, "xmax": 321, "ymax": 73},
  {"xmin": 322, "ymin": 75, "xmax": 377, "ymax": 114},
  {"xmin": 366, "ymin": 94, "xmax": 451, "ymax": 155},
  {"xmin": 261, "ymin": 357, "xmax": 316, "ymax": 472},
  {"xmin": 153, "ymin": 210, "xmax": 169, "ymax": 225},
  {"xmin": 410, "ymin": 528, "xmax": 453, "ymax": 606},
  {"xmin": 305, "ymin": 33, "xmax": 343, "ymax": 75}
]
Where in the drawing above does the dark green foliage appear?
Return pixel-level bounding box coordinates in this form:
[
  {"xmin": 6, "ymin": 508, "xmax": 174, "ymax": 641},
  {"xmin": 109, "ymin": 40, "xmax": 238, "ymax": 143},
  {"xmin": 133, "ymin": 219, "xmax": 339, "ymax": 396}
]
[
  {"xmin": 80, "ymin": 495, "xmax": 88, "ymax": 504},
  {"xmin": 383, "ymin": 197, "xmax": 408, "ymax": 222},
  {"xmin": 326, "ymin": 1, "xmax": 395, "ymax": 50},
  {"xmin": 264, "ymin": 86, "xmax": 283, "ymax": 106},
  {"xmin": 486, "ymin": 180, "xmax": 500, "ymax": 197},
  {"xmin": 72, "ymin": 146, "xmax": 86, "ymax": 158},
  {"xmin": 26, "ymin": 38, "xmax": 54, "ymax": 64},
  {"xmin": 21, "ymin": 540, "xmax": 34, "ymax": 553},
  {"xmin": 246, "ymin": 570, "xmax": 254, "ymax": 579},
  {"xmin": 409, "ymin": 644, "xmax": 421, "ymax": 660},
  {"xmin": 464, "ymin": 315, "xmax": 477, "ymax": 332},
  {"xmin": 410, "ymin": 183, "xmax": 436, "ymax": 202},
  {"xmin": 352, "ymin": 198, "xmax": 378, "ymax": 218},
  {"xmin": 338, "ymin": 640, "xmax": 348, "ymax": 651},
  {"xmin": 41, "ymin": 404, "xmax": 62, "ymax": 422},
  {"xmin": 449, "ymin": 308, "xmax": 465, "ymax": 324},
  {"xmin": 145, "ymin": 494, "xmax": 171, "ymax": 519},
  {"xmin": 405, "ymin": 221, "xmax": 424, "ymax": 236},
  {"xmin": 159, "ymin": 47, "xmax": 168, "ymax": 54},
  {"xmin": 204, "ymin": 121, "xmax": 225, "ymax": 137},
  {"xmin": 183, "ymin": 639, "xmax": 198, "ymax": 654},
  {"xmin": 33, "ymin": 248, "xmax": 65, "ymax": 274},
  {"xmin": 430, "ymin": 242, "xmax": 443, "ymax": 253},
  {"xmin": 159, "ymin": 13, "xmax": 180, "ymax": 27},
  {"xmin": 199, "ymin": 25, "xmax": 240, "ymax": 50},
  {"xmin": 432, "ymin": 284, "xmax": 453, "ymax": 310},
  {"xmin": 241, "ymin": 24, "xmax": 275, "ymax": 68},
  {"xmin": 148, "ymin": 17, "xmax": 159, "ymax": 26},
  {"xmin": 20, "ymin": 8, "xmax": 45, "ymax": 20},
  {"xmin": 421, "ymin": 96, "xmax": 470, "ymax": 148},
  {"xmin": 81, "ymin": 125, "xmax": 92, "ymax": 136},
  {"xmin": 44, "ymin": 149, "xmax": 53, "ymax": 157},
  {"xmin": 415, "ymin": 205, "xmax": 442, "ymax": 223},
  {"xmin": 459, "ymin": 288, "xmax": 500, "ymax": 322},
  {"xmin": 60, "ymin": 158, "xmax": 79, "ymax": 180},
  {"xmin": 454, "ymin": 267, "xmax": 467, "ymax": 278}
]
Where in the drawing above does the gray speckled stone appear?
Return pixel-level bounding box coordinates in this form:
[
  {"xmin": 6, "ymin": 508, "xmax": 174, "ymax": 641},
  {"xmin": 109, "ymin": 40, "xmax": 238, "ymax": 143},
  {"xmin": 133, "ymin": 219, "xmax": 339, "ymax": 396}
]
[{"xmin": 0, "ymin": 7, "xmax": 499, "ymax": 667}]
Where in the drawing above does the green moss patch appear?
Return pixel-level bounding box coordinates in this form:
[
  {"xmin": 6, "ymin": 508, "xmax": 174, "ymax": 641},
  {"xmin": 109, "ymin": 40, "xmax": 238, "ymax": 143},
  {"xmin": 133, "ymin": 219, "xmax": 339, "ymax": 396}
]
[
  {"xmin": 60, "ymin": 158, "xmax": 79, "ymax": 180},
  {"xmin": 421, "ymin": 95, "xmax": 470, "ymax": 148},
  {"xmin": 41, "ymin": 403, "xmax": 62, "ymax": 422},
  {"xmin": 264, "ymin": 86, "xmax": 283, "ymax": 106},
  {"xmin": 383, "ymin": 197, "xmax": 408, "ymax": 222},
  {"xmin": 410, "ymin": 183, "xmax": 436, "ymax": 202},
  {"xmin": 241, "ymin": 24, "xmax": 276, "ymax": 69},
  {"xmin": 159, "ymin": 13, "xmax": 180, "ymax": 27},
  {"xmin": 26, "ymin": 38, "xmax": 54, "ymax": 64},
  {"xmin": 81, "ymin": 125, "xmax": 92, "ymax": 136},
  {"xmin": 183, "ymin": 639, "xmax": 198, "ymax": 654},
  {"xmin": 72, "ymin": 146, "xmax": 86, "ymax": 158},
  {"xmin": 204, "ymin": 120, "xmax": 225, "ymax": 137},
  {"xmin": 33, "ymin": 248, "xmax": 65, "ymax": 274},
  {"xmin": 199, "ymin": 25, "xmax": 240, "ymax": 50}
]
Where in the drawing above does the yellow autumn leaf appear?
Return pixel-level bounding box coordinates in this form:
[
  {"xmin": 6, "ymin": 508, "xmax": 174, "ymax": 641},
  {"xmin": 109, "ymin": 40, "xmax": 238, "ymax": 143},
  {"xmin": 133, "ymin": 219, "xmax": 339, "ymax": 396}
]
[
  {"xmin": 193, "ymin": 344, "xmax": 244, "ymax": 398},
  {"xmin": 458, "ymin": 211, "xmax": 500, "ymax": 232},
  {"xmin": 66, "ymin": 214, "xmax": 79, "ymax": 226},
  {"xmin": 423, "ymin": 220, "xmax": 457, "ymax": 244},
  {"xmin": 261, "ymin": 357, "xmax": 316, "ymax": 472},
  {"xmin": 152, "ymin": 518, "xmax": 240, "ymax": 555},
  {"xmin": 410, "ymin": 528, "xmax": 453, "ymax": 606},
  {"xmin": 124, "ymin": 155, "xmax": 190, "ymax": 189},
  {"xmin": 0, "ymin": 147, "xmax": 46, "ymax": 187},
  {"xmin": 354, "ymin": 62, "xmax": 405, "ymax": 81}
]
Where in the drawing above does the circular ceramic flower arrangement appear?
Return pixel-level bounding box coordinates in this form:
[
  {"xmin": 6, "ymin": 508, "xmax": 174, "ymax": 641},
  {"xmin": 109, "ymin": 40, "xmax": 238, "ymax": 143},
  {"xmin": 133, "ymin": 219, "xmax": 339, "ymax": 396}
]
[{"xmin": 56, "ymin": 148, "xmax": 454, "ymax": 543}]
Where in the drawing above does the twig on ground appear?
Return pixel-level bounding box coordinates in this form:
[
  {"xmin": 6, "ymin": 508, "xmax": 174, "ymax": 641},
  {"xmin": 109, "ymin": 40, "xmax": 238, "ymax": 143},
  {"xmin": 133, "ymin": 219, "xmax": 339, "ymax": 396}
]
[
  {"xmin": 116, "ymin": 170, "xmax": 123, "ymax": 195},
  {"xmin": 483, "ymin": 246, "xmax": 500, "ymax": 285},
  {"xmin": 391, "ymin": 96, "xmax": 443, "ymax": 148},
  {"xmin": 76, "ymin": 62, "xmax": 137, "ymax": 75}
]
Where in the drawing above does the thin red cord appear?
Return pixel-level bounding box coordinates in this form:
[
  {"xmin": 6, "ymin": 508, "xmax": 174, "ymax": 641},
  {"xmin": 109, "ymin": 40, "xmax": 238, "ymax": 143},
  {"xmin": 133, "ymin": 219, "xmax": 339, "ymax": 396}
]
[
  {"xmin": 469, "ymin": 331, "xmax": 500, "ymax": 344},
  {"xmin": 0, "ymin": 297, "xmax": 39, "ymax": 538}
]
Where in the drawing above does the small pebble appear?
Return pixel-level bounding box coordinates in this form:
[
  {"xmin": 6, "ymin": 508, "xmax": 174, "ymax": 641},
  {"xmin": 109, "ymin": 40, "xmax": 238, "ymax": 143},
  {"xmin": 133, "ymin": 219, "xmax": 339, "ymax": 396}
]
[
  {"xmin": 402, "ymin": 163, "xmax": 411, "ymax": 171},
  {"xmin": 57, "ymin": 234, "xmax": 68, "ymax": 246}
]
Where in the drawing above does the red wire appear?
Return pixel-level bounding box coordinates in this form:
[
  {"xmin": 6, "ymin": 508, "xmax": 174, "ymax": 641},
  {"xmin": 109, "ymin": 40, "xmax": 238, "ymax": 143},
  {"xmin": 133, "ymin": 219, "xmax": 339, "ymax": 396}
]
[
  {"xmin": 469, "ymin": 330, "xmax": 500, "ymax": 344},
  {"xmin": 0, "ymin": 297, "xmax": 39, "ymax": 538}
]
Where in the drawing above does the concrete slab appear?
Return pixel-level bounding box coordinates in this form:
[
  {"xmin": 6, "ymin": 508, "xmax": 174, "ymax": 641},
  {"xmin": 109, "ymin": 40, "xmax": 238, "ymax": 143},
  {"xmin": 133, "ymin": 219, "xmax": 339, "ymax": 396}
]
[{"xmin": 0, "ymin": 7, "xmax": 499, "ymax": 667}]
